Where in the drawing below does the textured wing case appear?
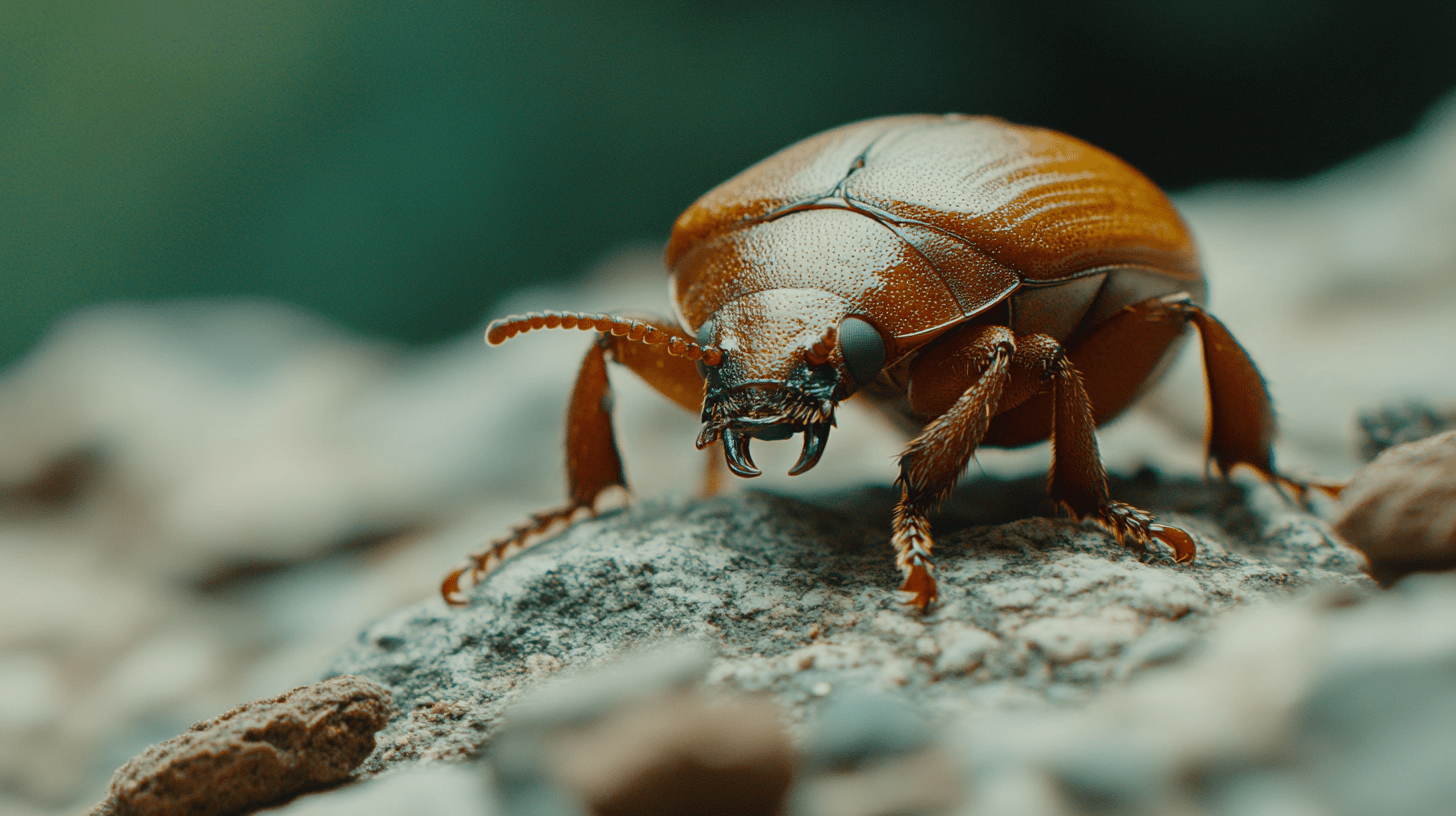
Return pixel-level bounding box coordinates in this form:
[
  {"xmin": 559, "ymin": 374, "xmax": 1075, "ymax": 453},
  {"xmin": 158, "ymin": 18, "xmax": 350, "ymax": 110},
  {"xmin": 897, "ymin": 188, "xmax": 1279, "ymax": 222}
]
[{"xmin": 667, "ymin": 115, "xmax": 1203, "ymax": 342}]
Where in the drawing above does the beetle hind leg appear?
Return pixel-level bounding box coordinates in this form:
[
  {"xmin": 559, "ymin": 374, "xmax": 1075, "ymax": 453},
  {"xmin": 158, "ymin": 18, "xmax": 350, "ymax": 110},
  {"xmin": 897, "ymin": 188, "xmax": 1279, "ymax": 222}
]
[{"xmin": 1180, "ymin": 300, "xmax": 1343, "ymax": 501}]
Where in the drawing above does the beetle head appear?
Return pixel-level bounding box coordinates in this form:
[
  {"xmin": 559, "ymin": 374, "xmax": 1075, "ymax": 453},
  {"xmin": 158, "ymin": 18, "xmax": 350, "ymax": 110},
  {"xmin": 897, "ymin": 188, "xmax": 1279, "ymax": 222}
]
[{"xmin": 695, "ymin": 289, "xmax": 887, "ymax": 478}]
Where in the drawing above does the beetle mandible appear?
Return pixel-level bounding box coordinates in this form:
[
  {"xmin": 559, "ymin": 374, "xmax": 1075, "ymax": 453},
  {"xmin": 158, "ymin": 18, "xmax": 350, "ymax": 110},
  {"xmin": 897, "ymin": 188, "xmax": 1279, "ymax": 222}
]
[{"xmin": 444, "ymin": 114, "xmax": 1306, "ymax": 609}]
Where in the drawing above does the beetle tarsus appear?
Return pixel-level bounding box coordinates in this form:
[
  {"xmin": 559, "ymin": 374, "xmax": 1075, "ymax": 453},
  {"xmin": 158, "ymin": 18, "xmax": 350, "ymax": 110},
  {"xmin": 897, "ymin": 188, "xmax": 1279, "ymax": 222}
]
[
  {"xmin": 900, "ymin": 556, "xmax": 937, "ymax": 610},
  {"xmin": 441, "ymin": 502, "xmax": 587, "ymax": 606},
  {"xmin": 722, "ymin": 429, "xmax": 761, "ymax": 477},
  {"xmin": 787, "ymin": 422, "xmax": 831, "ymax": 475},
  {"xmin": 1094, "ymin": 501, "xmax": 1197, "ymax": 564},
  {"xmin": 891, "ymin": 507, "xmax": 939, "ymax": 609},
  {"xmin": 1149, "ymin": 523, "xmax": 1197, "ymax": 564}
]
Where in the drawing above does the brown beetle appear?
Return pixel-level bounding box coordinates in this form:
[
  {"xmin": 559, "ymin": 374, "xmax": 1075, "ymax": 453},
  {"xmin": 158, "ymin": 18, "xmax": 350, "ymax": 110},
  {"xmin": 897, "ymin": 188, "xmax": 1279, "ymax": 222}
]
[{"xmin": 445, "ymin": 114, "xmax": 1309, "ymax": 609}]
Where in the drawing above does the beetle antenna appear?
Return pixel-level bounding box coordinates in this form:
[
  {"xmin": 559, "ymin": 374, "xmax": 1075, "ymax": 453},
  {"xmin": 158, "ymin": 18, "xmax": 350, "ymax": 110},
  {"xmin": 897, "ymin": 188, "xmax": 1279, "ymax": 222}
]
[
  {"xmin": 805, "ymin": 325, "xmax": 838, "ymax": 365},
  {"xmin": 485, "ymin": 310, "xmax": 724, "ymax": 365}
]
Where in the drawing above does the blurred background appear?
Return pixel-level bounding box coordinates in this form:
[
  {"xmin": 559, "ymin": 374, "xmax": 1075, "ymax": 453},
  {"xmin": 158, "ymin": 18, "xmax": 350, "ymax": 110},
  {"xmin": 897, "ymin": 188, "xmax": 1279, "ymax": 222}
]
[
  {"xmin": 5, "ymin": 0, "xmax": 1456, "ymax": 368},
  {"xmin": 5, "ymin": 2, "xmax": 1456, "ymax": 813}
]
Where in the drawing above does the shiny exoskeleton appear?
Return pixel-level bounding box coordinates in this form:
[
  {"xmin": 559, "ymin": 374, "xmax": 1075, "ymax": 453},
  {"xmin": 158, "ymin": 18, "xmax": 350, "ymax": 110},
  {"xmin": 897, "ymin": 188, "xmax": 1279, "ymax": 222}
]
[{"xmin": 444, "ymin": 114, "xmax": 1304, "ymax": 608}]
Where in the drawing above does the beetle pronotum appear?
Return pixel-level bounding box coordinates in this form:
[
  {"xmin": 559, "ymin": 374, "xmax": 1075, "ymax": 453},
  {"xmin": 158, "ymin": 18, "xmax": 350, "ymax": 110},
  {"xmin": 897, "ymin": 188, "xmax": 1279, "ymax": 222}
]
[{"xmin": 445, "ymin": 114, "xmax": 1321, "ymax": 609}]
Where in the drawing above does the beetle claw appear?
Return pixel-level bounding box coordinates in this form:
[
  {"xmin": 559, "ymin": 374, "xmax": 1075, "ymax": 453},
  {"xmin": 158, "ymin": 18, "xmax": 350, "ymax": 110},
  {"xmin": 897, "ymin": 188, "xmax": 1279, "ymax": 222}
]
[
  {"xmin": 722, "ymin": 429, "xmax": 761, "ymax": 477},
  {"xmin": 787, "ymin": 422, "xmax": 831, "ymax": 476},
  {"xmin": 899, "ymin": 559, "xmax": 938, "ymax": 610}
]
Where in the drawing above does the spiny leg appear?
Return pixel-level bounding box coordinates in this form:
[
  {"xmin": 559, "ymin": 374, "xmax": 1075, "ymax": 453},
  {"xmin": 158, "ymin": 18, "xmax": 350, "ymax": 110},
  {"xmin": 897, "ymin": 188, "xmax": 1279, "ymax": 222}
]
[
  {"xmin": 443, "ymin": 338, "xmax": 625, "ymax": 603},
  {"xmin": 1179, "ymin": 298, "xmax": 1341, "ymax": 500},
  {"xmin": 443, "ymin": 313, "xmax": 708, "ymax": 604},
  {"xmin": 1072, "ymin": 293, "xmax": 1335, "ymax": 500},
  {"xmin": 1033, "ymin": 331, "xmax": 1198, "ymax": 563},
  {"xmin": 895, "ymin": 326, "xmax": 1017, "ymax": 608}
]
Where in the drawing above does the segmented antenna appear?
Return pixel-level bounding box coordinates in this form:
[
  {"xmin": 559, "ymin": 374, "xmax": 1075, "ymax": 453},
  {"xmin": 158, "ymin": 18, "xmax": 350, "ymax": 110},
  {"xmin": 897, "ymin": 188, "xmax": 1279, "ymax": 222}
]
[
  {"xmin": 485, "ymin": 310, "xmax": 724, "ymax": 365},
  {"xmin": 805, "ymin": 325, "xmax": 838, "ymax": 365}
]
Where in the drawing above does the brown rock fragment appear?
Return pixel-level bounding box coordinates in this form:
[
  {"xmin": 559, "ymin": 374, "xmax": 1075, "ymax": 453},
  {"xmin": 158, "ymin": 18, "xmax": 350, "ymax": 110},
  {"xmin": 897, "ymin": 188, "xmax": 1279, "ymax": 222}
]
[
  {"xmin": 1336, "ymin": 430, "xmax": 1456, "ymax": 582},
  {"xmin": 546, "ymin": 691, "xmax": 795, "ymax": 816},
  {"xmin": 89, "ymin": 675, "xmax": 393, "ymax": 816}
]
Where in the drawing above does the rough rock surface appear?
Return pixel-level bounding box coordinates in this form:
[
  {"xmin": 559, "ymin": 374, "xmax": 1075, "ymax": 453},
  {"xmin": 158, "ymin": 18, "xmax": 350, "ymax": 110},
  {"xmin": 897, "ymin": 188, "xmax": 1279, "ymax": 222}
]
[
  {"xmin": 1356, "ymin": 401, "xmax": 1456, "ymax": 461},
  {"xmin": 488, "ymin": 644, "xmax": 959, "ymax": 816},
  {"xmin": 493, "ymin": 661, "xmax": 795, "ymax": 816},
  {"xmin": 331, "ymin": 474, "xmax": 1369, "ymax": 775},
  {"xmin": 89, "ymin": 675, "xmax": 392, "ymax": 816},
  {"xmin": 943, "ymin": 572, "xmax": 1456, "ymax": 816},
  {"xmin": 1337, "ymin": 430, "xmax": 1456, "ymax": 581}
]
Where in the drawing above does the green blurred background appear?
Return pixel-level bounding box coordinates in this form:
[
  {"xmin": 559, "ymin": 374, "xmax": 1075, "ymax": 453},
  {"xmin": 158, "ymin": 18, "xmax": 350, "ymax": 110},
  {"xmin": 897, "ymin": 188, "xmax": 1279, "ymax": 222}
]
[{"xmin": 4, "ymin": 0, "xmax": 1455, "ymax": 369}]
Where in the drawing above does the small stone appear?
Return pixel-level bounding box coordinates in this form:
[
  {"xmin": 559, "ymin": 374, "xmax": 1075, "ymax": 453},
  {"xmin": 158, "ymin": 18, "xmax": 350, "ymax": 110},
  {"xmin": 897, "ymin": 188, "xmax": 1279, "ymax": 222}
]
[
  {"xmin": 1336, "ymin": 430, "xmax": 1456, "ymax": 581},
  {"xmin": 493, "ymin": 648, "xmax": 794, "ymax": 816},
  {"xmin": 89, "ymin": 675, "xmax": 392, "ymax": 816},
  {"xmin": 810, "ymin": 682, "xmax": 833, "ymax": 697}
]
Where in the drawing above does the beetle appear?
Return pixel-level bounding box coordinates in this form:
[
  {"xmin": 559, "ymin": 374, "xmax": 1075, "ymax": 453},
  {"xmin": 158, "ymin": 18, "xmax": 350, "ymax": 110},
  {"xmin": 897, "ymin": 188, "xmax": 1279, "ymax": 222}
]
[{"xmin": 443, "ymin": 113, "xmax": 1310, "ymax": 609}]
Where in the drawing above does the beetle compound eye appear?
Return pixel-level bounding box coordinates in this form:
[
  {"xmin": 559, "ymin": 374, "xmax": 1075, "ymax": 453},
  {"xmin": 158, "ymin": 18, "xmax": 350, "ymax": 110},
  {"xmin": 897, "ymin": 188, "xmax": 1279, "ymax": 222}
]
[{"xmin": 838, "ymin": 316, "xmax": 886, "ymax": 389}]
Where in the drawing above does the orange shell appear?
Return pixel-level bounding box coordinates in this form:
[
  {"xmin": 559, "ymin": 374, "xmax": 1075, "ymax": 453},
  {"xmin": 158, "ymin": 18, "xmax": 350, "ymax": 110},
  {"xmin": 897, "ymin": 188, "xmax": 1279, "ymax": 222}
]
[{"xmin": 667, "ymin": 115, "xmax": 1202, "ymax": 346}]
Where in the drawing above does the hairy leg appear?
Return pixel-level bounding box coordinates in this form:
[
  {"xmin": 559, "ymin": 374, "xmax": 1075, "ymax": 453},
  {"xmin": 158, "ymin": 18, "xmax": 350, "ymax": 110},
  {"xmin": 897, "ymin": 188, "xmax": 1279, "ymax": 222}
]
[
  {"xmin": 897, "ymin": 318, "xmax": 1201, "ymax": 610},
  {"xmin": 895, "ymin": 325, "xmax": 1017, "ymax": 608},
  {"xmin": 1032, "ymin": 331, "xmax": 1197, "ymax": 563}
]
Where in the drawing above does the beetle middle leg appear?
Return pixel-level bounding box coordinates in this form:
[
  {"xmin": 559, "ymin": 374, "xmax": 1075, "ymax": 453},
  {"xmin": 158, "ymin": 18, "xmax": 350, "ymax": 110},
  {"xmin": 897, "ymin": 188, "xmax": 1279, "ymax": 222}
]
[
  {"xmin": 896, "ymin": 323, "xmax": 1197, "ymax": 609},
  {"xmin": 443, "ymin": 314, "xmax": 707, "ymax": 605}
]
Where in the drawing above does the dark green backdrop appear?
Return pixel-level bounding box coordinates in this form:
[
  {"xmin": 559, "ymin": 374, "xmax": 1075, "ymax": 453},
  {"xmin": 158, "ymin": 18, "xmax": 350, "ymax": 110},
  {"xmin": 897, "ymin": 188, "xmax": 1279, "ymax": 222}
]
[{"xmin": 4, "ymin": 1, "xmax": 1454, "ymax": 367}]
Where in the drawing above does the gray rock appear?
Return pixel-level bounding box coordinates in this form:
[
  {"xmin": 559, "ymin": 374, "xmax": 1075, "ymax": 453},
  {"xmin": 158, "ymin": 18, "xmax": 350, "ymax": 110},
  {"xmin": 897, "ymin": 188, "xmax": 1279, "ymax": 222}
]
[
  {"xmin": 257, "ymin": 764, "xmax": 496, "ymax": 816},
  {"xmin": 1356, "ymin": 401, "xmax": 1454, "ymax": 461},
  {"xmin": 490, "ymin": 643, "xmax": 957, "ymax": 816},
  {"xmin": 499, "ymin": 651, "xmax": 795, "ymax": 816},
  {"xmin": 330, "ymin": 474, "xmax": 1369, "ymax": 777},
  {"xmin": 947, "ymin": 572, "xmax": 1456, "ymax": 816}
]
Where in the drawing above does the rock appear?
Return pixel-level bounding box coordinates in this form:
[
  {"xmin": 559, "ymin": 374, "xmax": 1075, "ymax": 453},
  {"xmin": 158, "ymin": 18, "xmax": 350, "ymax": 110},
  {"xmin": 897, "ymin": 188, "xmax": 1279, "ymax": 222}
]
[
  {"xmin": 1356, "ymin": 401, "xmax": 1454, "ymax": 461},
  {"xmin": 495, "ymin": 649, "xmax": 794, "ymax": 816},
  {"xmin": 787, "ymin": 689, "xmax": 963, "ymax": 816},
  {"xmin": 945, "ymin": 571, "xmax": 1456, "ymax": 816},
  {"xmin": 332, "ymin": 474, "xmax": 1369, "ymax": 778},
  {"xmin": 89, "ymin": 675, "xmax": 392, "ymax": 816},
  {"xmin": 489, "ymin": 644, "xmax": 960, "ymax": 816},
  {"xmin": 256, "ymin": 764, "xmax": 496, "ymax": 816},
  {"xmin": 1336, "ymin": 430, "xmax": 1456, "ymax": 581}
]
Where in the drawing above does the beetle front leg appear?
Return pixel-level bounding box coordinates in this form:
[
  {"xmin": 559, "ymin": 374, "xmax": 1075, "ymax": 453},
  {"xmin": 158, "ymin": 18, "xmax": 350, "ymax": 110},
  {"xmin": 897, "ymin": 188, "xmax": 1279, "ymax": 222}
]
[
  {"xmin": 443, "ymin": 315, "xmax": 708, "ymax": 605},
  {"xmin": 895, "ymin": 327, "xmax": 1017, "ymax": 608},
  {"xmin": 443, "ymin": 337, "xmax": 629, "ymax": 604}
]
